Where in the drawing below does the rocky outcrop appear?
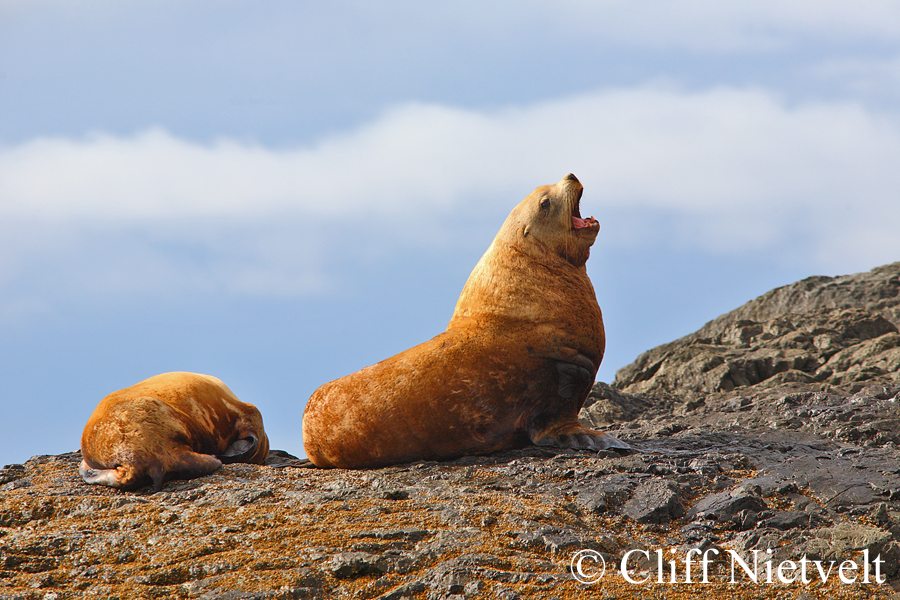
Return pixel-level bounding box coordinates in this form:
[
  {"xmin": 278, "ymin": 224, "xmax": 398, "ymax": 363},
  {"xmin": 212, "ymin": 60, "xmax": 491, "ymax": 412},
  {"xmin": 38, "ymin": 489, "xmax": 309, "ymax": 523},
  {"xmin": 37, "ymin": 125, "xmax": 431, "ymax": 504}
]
[
  {"xmin": 613, "ymin": 261, "xmax": 900, "ymax": 402},
  {"xmin": 3, "ymin": 262, "xmax": 900, "ymax": 599}
]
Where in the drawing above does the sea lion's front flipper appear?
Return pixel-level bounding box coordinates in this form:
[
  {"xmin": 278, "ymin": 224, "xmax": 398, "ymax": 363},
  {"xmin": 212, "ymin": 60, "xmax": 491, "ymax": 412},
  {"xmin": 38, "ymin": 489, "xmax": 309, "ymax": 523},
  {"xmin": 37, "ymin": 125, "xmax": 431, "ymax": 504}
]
[
  {"xmin": 530, "ymin": 346, "xmax": 595, "ymax": 372},
  {"xmin": 149, "ymin": 463, "xmax": 167, "ymax": 493},
  {"xmin": 528, "ymin": 347, "xmax": 597, "ymax": 398},
  {"xmin": 529, "ymin": 346, "xmax": 601, "ymax": 400},
  {"xmin": 219, "ymin": 433, "xmax": 260, "ymax": 464},
  {"xmin": 165, "ymin": 452, "xmax": 223, "ymax": 491},
  {"xmin": 556, "ymin": 360, "xmax": 593, "ymax": 399}
]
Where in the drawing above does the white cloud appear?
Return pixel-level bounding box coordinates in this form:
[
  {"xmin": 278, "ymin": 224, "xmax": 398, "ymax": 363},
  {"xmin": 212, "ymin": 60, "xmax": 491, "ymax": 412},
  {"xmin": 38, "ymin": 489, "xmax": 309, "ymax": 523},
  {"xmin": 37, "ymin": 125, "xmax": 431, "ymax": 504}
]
[
  {"xmin": 2, "ymin": 83, "xmax": 899, "ymax": 307},
  {"xmin": 3, "ymin": 83, "xmax": 899, "ymax": 217}
]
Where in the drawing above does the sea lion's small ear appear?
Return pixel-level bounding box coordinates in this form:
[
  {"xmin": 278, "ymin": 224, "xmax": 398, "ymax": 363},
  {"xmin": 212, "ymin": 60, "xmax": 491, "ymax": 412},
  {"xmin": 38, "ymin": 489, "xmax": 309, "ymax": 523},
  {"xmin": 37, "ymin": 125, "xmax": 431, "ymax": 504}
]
[{"xmin": 523, "ymin": 226, "xmax": 530, "ymax": 237}]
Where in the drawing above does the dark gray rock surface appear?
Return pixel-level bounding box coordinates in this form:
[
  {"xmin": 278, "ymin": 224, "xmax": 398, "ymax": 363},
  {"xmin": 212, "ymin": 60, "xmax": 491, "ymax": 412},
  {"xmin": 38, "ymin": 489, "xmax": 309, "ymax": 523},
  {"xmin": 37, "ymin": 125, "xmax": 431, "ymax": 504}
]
[
  {"xmin": 3, "ymin": 262, "xmax": 900, "ymax": 599},
  {"xmin": 613, "ymin": 261, "xmax": 900, "ymax": 400}
]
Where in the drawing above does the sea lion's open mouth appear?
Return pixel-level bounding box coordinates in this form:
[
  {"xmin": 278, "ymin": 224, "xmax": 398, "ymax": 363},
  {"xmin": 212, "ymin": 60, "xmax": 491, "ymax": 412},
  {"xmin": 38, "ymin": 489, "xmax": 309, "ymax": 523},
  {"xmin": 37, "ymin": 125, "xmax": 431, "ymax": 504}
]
[
  {"xmin": 571, "ymin": 195, "xmax": 597, "ymax": 230},
  {"xmin": 572, "ymin": 215, "xmax": 595, "ymax": 229}
]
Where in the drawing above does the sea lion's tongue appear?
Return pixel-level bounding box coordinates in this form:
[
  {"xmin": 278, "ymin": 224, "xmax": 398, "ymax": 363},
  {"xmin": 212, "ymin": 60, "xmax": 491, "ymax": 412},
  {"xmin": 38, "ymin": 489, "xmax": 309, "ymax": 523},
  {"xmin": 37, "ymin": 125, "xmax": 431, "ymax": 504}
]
[{"xmin": 572, "ymin": 215, "xmax": 592, "ymax": 229}]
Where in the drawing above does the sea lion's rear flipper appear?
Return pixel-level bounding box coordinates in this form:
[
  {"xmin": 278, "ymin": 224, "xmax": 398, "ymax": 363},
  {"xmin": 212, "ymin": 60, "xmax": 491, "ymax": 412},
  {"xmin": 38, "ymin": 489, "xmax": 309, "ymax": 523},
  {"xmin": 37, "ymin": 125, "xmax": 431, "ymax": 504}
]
[
  {"xmin": 218, "ymin": 433, "xmax": 260, "ymax": 464},
  {"xmin": 79, "ymin": 460, "xmax": 128, "ymax": 488}
]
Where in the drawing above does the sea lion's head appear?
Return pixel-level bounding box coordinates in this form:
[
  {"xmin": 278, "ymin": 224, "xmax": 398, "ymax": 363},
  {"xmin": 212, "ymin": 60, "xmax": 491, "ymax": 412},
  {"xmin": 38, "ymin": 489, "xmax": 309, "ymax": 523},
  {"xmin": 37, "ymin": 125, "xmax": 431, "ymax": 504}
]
[{"xmin": 501, "ymin": 173, "xmax": 599, "ymax": 267}]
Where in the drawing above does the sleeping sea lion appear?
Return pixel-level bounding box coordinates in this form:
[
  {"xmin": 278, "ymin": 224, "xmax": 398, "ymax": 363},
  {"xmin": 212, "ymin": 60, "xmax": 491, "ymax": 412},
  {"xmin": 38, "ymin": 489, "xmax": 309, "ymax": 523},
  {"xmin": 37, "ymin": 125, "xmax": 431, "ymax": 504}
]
[{"xmin": 80, "ymin": 371, "xmax": 269, "ymax": 491}]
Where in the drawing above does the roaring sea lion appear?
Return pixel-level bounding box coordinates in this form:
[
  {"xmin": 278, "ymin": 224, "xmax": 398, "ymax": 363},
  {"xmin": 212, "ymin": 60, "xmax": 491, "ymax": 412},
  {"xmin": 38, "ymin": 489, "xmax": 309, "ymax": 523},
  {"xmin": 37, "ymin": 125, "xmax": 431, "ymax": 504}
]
[
  {"xmin": 303, "ymin": 173, "xmax": 628, "ymax": 469},
  {"xmin": 80, "ymin": 372, "xmax": 269, "ymax": 491}
]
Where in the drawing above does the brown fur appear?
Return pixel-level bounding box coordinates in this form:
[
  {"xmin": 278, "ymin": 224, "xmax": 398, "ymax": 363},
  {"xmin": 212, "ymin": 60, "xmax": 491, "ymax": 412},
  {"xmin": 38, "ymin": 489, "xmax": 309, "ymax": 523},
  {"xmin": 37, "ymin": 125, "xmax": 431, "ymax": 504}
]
[
  {"xmin": 80, "ymin": 372, "xmax": 269, "ymax": 491},
  {"xmin": 303, "ymin": 174, "xmax": 627, "ymax": 469}
]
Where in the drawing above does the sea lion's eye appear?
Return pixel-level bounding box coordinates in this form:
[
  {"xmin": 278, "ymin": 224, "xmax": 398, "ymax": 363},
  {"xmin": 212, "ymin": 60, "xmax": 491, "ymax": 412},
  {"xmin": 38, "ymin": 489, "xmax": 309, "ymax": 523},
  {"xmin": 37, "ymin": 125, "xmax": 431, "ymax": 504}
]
[{"xmin": 540, "ymin": 198, "xmax": 550, "ymax": 210}]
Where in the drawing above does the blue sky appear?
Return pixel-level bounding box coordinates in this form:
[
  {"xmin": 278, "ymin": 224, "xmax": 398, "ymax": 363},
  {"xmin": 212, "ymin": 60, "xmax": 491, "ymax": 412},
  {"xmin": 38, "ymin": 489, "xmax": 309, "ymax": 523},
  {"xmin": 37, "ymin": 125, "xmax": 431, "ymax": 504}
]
[{"xmin": 2, "ymin": 1, "xmax": 899, "ymax": 465}]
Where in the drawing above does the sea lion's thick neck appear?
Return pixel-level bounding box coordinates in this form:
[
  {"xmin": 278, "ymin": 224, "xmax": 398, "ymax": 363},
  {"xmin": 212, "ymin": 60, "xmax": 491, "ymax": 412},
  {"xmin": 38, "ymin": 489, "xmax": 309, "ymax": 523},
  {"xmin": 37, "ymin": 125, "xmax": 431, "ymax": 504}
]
[
  {"xmin": 449, "ymin": 236, "xmax": 594, "ymax": 326},
  {"xmin": 449, "ymin": 173, "xmax": 603, "ymax": 340}
]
